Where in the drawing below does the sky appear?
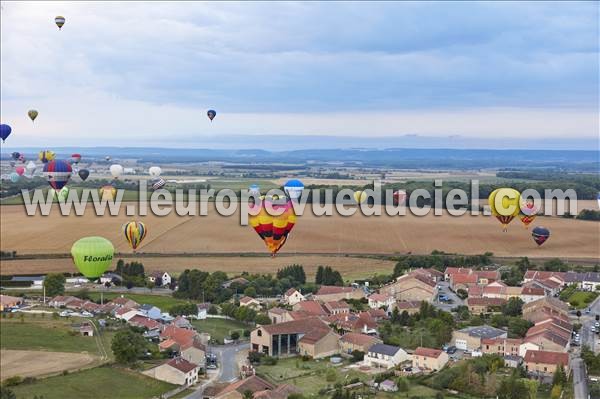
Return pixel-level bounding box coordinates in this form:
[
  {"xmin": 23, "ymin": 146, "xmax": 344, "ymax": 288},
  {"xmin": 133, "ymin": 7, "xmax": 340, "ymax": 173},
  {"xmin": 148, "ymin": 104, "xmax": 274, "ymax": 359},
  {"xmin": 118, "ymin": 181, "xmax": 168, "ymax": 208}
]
[{"xmin": 0, "ymin": 1, "xmax": 598, "ymax": 149}]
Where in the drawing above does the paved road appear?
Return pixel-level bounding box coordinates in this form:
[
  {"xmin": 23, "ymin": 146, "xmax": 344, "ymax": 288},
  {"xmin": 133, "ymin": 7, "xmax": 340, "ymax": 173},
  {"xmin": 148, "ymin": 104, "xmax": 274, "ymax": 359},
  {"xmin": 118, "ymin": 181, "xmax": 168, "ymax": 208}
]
[
  {"xmin": 577, "ymin": 295, "xmax": 600, "ymax": 352},
  {"xmin": 433, "ymin": 281, "xmax": 464, "ymax": 312},
  {"xmin": 572, "ymin": 357, "xmax": 589, "ymax": 399}
]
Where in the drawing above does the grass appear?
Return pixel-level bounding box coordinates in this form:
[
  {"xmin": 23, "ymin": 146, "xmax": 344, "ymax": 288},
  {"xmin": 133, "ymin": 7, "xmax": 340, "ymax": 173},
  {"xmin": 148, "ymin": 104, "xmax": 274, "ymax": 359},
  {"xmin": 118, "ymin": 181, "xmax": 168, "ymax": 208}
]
[
  {"xmin": 191, "ymin": 318, "xmax": 250, "ymax": 344},
  {"xmin": 9, "ymin": 366, "xmax": 177, "ymax": 399},
  {"xmin": 565, "ymin": 290, "xmax": 598, "ymax": 309},
  {"xmin": 86, "ymin": 292, "xmax": 191, "ymax": 310},
  {"xmin": 0, "ymin": 314, "xmax": 101, "ymax": 354}
]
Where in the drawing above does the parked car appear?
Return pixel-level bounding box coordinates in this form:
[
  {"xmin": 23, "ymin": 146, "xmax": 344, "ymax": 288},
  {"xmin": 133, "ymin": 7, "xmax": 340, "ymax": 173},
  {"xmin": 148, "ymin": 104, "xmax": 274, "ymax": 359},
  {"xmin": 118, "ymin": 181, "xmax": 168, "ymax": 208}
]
[{"xmin": 446, "ymin": 346, "xmax": 457, "ymax": 354}]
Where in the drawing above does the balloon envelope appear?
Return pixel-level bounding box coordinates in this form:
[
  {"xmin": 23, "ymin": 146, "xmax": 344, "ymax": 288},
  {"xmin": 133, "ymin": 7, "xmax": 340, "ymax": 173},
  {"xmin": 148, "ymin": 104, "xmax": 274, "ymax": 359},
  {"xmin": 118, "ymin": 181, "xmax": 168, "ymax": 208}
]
[
  {"xmin": 488, "ymin": 188, "xmax": 521, "ymax": 231},
  {"xmin": 532, "ymin": 226, "xmax": 550, "ymax": 246},
  {"xmin": 110, "ymin": 164, "xmax": 123, "ymax": 179},
  {"xmin": 26, "ymin": 161, "xmax": 36, "ymax": 176},
  {"xmin": 0, "ymin": 124, "xmax": 12, "ymax": 142},
  {"xmin": 354, "ymin": 191, "xmax": 367, "ymax": 204},
  {"xmin": 11, "ymin": 152, "xmax": 20, "ymax": 160},
  {"xmin": 393, "ymin": 190, "xmax": 407, "ymax": 205},
  {"xmin": 71, "ymin": 237, "xmax": 114, "ymax": 279},
  {"xmin": 122, "ymin": 221, "xmax": 148, "ymax": 251},
  {"xmin": 71, "ymin": 153, "xmax": 82, "ymax": 164},
  {"xmin": 100, "ymin": 185, "xmax": 117, "ymax": 201},
  {"xmin": 50, "ymin": 186, "xmax": 70, "ymax": 201},
  {"xmin": 43, "ymin": 159, "xmax": 72, "ymax": 189},
  {"xmin": 207, "ymin": 110, "xmax": 216, "ymax": 121},
  {"xmin": 151, "ymin": 178, "xmax": 166, "ymax": 190},
  {"xmin": 55, "ymin": 16, "xmax": 65, "ymax": 29},
  {"xmin": 249, "ymin": 198, "xmax": 296, "ymax": 254},
  {"xmin": 149, "ymin": 166, "xmax": 162, "ymax": 177},
  {"xmin": 9, "ymin": 173, "xmax": 20, "ymax": 183},
  {"xmin": 78, "ymin": 169, "xmax": 90, "ymax": 181},
  {"xmin": 15, "ymin": 166, "xmax": 25, "ymax": 176},
  {"xmin": 38, "ymin": 150, "xmax": 55, "ymax": 163},
  {"xmin": 28, "ymin": 110, "xmax": 38, "ymax": 122},
  {"xmin": 283, "ymin": 179, "xmax": 304, "ymax": 200}
]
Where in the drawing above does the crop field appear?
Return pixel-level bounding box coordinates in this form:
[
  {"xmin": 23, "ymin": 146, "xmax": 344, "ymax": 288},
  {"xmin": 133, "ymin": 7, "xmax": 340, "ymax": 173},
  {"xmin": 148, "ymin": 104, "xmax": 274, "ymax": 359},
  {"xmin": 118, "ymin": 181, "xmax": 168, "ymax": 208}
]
[{"xmin": 0, "ymin": 350, "xmax": 97, "ymax": 380}]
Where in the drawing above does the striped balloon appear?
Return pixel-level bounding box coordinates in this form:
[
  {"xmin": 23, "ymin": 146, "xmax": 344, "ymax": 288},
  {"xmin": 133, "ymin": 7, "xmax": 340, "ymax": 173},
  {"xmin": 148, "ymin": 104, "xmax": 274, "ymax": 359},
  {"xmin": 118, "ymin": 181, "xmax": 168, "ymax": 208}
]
[
  {"xmin": 43, "ymin": 159, "xmax": 72, "ymax": 190},
  {"xmin": 55, "ymin": 16, "xmax": 65, "ymax": 30},
  {"xmin": 152, "ymin": 178, "xmax": 166, "ymax": 190},
  {"xmin": 249, "ymin": 198, "xmax": 296, "ymax": 255},
  {"xmin": 122, "ymin": 221, "xmax": 148, "ymax": 251}
]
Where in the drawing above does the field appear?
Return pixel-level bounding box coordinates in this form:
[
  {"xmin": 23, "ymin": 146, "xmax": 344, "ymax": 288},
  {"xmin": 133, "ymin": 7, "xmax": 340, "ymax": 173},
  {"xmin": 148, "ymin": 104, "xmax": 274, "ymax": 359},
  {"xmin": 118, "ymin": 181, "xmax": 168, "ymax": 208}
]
[
  {"xmin": 191, "ymin": 318, "xmax": 249, "ymax": 344},
  {"xmin": 0, "ymin": 349, "xmax": 97, "ymax": 380},
  {"xmin": 8, "ymin": 366, "xmax": 177, "ymax": 399},
  {"xmin": 86, "ymin": 292, "xmax": 191, "ymax": 309}
]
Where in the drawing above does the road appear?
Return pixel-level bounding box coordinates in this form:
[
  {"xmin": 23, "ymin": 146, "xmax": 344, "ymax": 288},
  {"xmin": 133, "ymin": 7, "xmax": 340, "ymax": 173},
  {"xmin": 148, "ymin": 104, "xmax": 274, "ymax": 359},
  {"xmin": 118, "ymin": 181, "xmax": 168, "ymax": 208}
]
[
  {"xmin": 572, "ymin": 357, "xmax": 589, "ymax": 399},
  {"xmin": 577, "ymin": 295, "xmax": 600, "ymax": 352},
  {"xmin": 433, "ymin": 281, "xmax": 464, "ymax": 312},
  {"xmin": 183, "ymin": 342, "xmax": 249, "ymax": 399}
]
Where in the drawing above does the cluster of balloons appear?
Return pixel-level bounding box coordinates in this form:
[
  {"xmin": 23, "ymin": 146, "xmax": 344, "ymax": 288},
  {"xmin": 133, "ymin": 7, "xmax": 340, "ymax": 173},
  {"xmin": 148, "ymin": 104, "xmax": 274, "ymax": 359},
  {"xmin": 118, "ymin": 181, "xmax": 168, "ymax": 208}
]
[{"xmin": 488, "ymin": 188, "xmax": 550, "ymax": 246}]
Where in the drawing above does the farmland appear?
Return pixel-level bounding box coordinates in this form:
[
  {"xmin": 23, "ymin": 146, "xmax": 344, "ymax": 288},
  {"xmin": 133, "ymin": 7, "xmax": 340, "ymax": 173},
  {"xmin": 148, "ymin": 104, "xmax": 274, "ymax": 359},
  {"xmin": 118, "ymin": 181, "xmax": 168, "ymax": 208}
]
[{"xmin": 0, "ymin": 350, "xmax": 97, "ymax": 380}]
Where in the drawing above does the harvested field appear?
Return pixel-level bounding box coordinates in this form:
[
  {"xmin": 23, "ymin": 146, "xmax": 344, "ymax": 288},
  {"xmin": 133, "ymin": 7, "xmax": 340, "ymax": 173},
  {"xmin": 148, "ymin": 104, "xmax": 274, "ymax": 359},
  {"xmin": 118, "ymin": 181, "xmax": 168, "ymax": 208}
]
[{"xmin": 0, "ymin": 349, "xmax": 97, "ymax": 380}]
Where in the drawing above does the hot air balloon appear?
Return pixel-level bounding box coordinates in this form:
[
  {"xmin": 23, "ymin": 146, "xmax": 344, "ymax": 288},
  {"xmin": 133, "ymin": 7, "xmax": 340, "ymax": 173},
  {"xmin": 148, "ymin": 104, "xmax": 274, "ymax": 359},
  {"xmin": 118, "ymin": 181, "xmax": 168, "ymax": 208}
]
[
  {"xmin": 151, "ymin": 178, "xmax": 166, "ymax": 190},
  {"xmin": 532, "ymin": 226, "xmax": 550, "ymax": 246},
  {"xmin": 78, "ymin": 169, "xmax": 90, "ymax": 181},
  {"xmin": 55, "ymin": 16, "xmax": 65, "ymax": 30},
  {"xmin": 9, "ymin": 173, "xmax": 20, "ymax": 183},
  {"xmin": 18, "ymin": 154, "xmax": 25, "ymax": 162},
  {"xmin": 26, "ymin": 161, "xmax": 36, "ymax": 176},
  {"xmin": 110, "ymin": 164, "xmax": 123, "ymax": 179},
  {"xmin": 518, "ymin": 197, "xmax": 538, "ymax": 228},
  {"xmin": 148, "ymin": 166, "xmax": 162, "ymax": 177},
  {"xmin": 0, "ymin": 124, "xmax": 12, "ymax": 142},
  {"xmin": 393, "ymin": 189, "xmax": 407, "ymax": 206},
  {"xmin": 122, "ymin": 221, "xmax": 148, "ymax": 251},
  {"xmin": 38, "ymin": 150, "xmax": 55, "ymax": 164},
  {"xmin": 43, "ymin": 159, "xmax": 72, "ymax": 190},
  {"xmin": 15, "ymin": 166, "xmax": 25, "ymax": 176},
  {"xmin": 99, "ymin": 185, "xmax": 116, "ymax": 201},
  {"xmin": 50, "ymin": 186, "xmax": 70, "ymax": 201},
  {"xmin": 28, "ymin": 110, "xmax": 38, "ymax": 122},
  {"xmin": 249, "ymin": 184, "xmax": 261, "ymax": 195},
  {"xmin": 283, "ymin": 179, "xmax": 304, "ymax": 200},
  {"xmin": 207, "ymin": 110, "xmax": 216, "ymax": 121},
  {"xmin": 11, "ymin": 152, "xmax": 20, "ymax": 161},
  {"xmin": 488, "ymin": 188, "xmax": 521, "ymax": 231},
  {"xmin": 249, "ymin": 197, "xmax": 296, "ymax": 255},
  {"xmin": 105, "ymin": 156, "xmax": 111, "ymax": 161},
  {"xmin": 71, "ymin": 153, "xmax": 82, "ymax": 164},
  {"xmin": 71, "ymin": 237, "xmax": 114, "ymax": 279},
  {"xmin": 354, "ymin": 191, "xmax": 367, "ymax": 204}
]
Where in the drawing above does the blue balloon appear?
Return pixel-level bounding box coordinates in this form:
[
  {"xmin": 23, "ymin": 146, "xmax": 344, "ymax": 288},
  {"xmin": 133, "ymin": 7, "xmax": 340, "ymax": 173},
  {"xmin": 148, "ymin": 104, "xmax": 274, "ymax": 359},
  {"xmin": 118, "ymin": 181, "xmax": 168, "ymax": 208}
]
[
  {"xmin": 10, "ymin": 172, "xmax": 20, "ymax": 183},
  {"xmin": 0, "ymin": 124, "xmax": 12, "ymax": 142},
  {"xmin": 207, "ymin": 110, "xmax": 216, "ymax": 121}
]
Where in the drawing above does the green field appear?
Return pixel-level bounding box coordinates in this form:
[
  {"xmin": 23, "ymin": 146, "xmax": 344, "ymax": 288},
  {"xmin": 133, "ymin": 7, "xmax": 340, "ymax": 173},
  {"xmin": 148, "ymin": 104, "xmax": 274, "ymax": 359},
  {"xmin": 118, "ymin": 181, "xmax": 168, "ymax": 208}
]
[
  {"xmin": 0, "ymin": 315, "xmax": 102, "ymax": 354},
  {"xmin": 191, "ymin": 318, "xmax": 249, "ymax": 344},
  {"xmin": 87, "ymin": 292, "xmax": 191, "ymax": 310},
  {"xmin": 565, "ymin": 291, "xmax": 598, "ymax": 309},
  {"xmin": 9, "ymin": 366, "xmax": 176, "ymax": 399}
]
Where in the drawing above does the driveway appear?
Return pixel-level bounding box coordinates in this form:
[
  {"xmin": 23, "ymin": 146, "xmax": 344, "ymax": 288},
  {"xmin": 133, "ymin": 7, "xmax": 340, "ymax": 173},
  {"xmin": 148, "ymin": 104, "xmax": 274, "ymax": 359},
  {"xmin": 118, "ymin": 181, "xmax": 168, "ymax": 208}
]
[{"xmin": 433, "ymin": 281, "xmax": 464, "ymax": 312}]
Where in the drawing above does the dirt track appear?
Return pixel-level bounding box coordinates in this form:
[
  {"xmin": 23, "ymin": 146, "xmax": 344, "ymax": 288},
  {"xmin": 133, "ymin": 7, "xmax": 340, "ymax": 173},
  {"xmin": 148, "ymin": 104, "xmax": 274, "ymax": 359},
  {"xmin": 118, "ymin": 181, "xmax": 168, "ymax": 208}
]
[{"xmin": 0, "ymin": 349, "xmax": 97, "ymax": 380}]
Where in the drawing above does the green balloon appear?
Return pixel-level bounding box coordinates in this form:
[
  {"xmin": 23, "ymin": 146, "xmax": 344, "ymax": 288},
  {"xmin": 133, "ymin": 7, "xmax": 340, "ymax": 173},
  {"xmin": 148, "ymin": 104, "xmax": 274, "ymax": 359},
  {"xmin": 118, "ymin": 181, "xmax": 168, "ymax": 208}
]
[
  {"xmin": 50, "ymin": 186, "xmax": 70, "ymax": 201},
  {"xmin": 71, "ymin": 237, "xmax": 115, "ymax": 279}
]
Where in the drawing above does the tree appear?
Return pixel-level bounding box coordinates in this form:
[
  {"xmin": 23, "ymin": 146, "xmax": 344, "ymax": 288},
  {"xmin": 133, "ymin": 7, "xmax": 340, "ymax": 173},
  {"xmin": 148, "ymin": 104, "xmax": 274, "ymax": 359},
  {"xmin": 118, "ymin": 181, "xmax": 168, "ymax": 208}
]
[
  {"xmin": 508, "ymin": 318, "xmax": 533, "ymax": 338},
  {"xmin": 396, "ymin": 377, "xmax": 408, "ymax": 392},
  {"xmin": 111, "ymin": 329, "xmax": 148, "ymax": 365},
  {"xmin": 255, "ymin": 314, "xmax": 272, "ymax": 325},
  {"xmin": 169, "ymin": 303, "xmax": 198, "ymax": 316},
  {"xmin": 231, "ymin": 331, "xmax": 240, "ymax": 340},
  {"xmin": 552, "ymin": 365, "xmax": 567, "ymax": 386},
  {"xmin": 550, "ymin": 384, "xmax": 562, "ymax": 399},
  {"xmin": 43, "ymin": 273, "xmax": 66, "ymax": 297},
  {"xmin": 350, "ymin": 350, "xmax": 364, "ymax": 362},
  {"xmin": 276, "ymin": 264, "xmax": 306, "ymax": 285},
  {"xmin": 244, "ymin": 286, "xmax": 257, "ymax": 298},
  {"xmin": 242, "ymin": 390, "xmax": 254, "ymax": 399},
  {"xmin": 502, "ymin": 297, "xmax": 524, "ymax": 317},
  {"xmin": 0, "ymin": 387, "xmax": 16, "ymax": 399},
  {"xmin": 456, "ymin": 289, "xmax": 468, "ymax": 299}
]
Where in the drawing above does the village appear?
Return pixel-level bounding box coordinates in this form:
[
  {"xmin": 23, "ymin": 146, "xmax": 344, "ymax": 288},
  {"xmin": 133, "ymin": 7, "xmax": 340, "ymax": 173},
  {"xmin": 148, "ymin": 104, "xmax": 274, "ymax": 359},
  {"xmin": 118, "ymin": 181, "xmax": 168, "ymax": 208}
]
[{"xmin": 2, "ymin": 263, "xmax": 599, "ymax": 399}]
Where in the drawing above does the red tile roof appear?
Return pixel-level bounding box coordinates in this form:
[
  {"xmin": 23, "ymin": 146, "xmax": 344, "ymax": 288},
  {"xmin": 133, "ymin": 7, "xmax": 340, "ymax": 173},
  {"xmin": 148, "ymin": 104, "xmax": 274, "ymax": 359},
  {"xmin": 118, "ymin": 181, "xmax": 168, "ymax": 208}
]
[
  {"xmin": 395, "ymin": 300, "xmax": 421, "ymax": 310},
  {"xmin": 452, "ymin": 274, "xmax": 478, "ymax": 284},
  {"xmin": 524, "ymin": 270, "xmax": 566, "ymax": 282},
  {"xmin": 414, "ymin": 347, "xmax": 444, "ymax": 358},
  {"xmin": 284, "ymin": 288, "xmax": 299, "ymax": 297},
  {"xmin": 294, "ymin": 301, "xmax": 327, "ymax": 316},
  {"xmin": 240, "ymin": 296, "xmax": 258, "ymax": 304},
  {"xmin": 340, "ymin": 332, "xmax": 380, "ymax": 347},
  {"xmin": 444, "ymin": 267, "xmax": 473, "ymax": 276},
  {"xmin": 259, "ymin": 317, "xmax": 330, "ymax": 335},
  {"xmin": 369, "ymin": 293, "xmax": 392, "ymax": 302},
  {"xmin": 524, "ymin": 350, "xmax": 569, "ymax": 366},
  {"xmin": 475, "ymin": 270, "xmax": 500, "ymax": 280},
  {"xmin": 167, "ymin": 357, "xmax": 198, "ymax": 373},
  {"xmin": 324, "ymin": 300, "xmax": 349, "ymax": 310},
  {"xmin": 521, "ymin": 286, "xmax": 545, "ymax": 296},
  {"xmin": 128, "ymin": 315, "xmax": 161, "ymax": 330},
  {"xmin": 467, "ymin": 297, "xmax": 507, "ymax": 307},
  {"xmin": 161, "ymin": 325, "xmax": 197, "ymax": 347},
  {"xmin": 316, "ymin": 286, "xmax": 356, "ymax": 295},
  {"xmin": 217, "ymin": 376, "xmax": 275, "ymax": 397}
]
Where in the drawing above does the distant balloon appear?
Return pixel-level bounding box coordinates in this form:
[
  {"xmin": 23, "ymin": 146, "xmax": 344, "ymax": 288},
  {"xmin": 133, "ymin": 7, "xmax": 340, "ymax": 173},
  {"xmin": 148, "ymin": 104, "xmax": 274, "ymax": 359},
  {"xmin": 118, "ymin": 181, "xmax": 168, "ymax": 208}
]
[
  {"xmin": 28, "ymin": 110, "xmax": 38, "ymax": 122},
  {"xmin": 519, "ymin": 197, "xmax": 538, "ymax": 229},
  {"xmin": 55, "ymin": 16, "xmax": 65, "ymax": 30},
  {"xmin": 71, "ymin": 153, "xmax": 82, "ymax": 164},
  {"xmin": 43, "ymin": 159, "xmax": 72, "ymax": 190},
  {"xmin": 15, "ymin": 166, "xmax": 25, "ymax": 176},
  {"xmin": 38, "ymin": 150, "xmax": 55, "ymax": 164},
  {"xmin": 532, "ymin": 226, "xmax": 550, "ymax": 246},
  {"xmin": 9, "ymin": 173, "xmax": 20, "ymax": 183},
  {"xmin": 393, "ymin": 189, "xmax": 407, "ymax": 206},
  {"xmin": 78, "ymin": 169, "xmax": 90, "ymax": 181},
  {"xmin": 0, "ymin": 124, "xmax": 12, "ymax": 142},
  {"xmin": 207, "ymin": 110, "xmax": 216, "ymax": 121},
  {"xmin": 354, "ymin": 191, "xmax": 367, "ymax": 204},
  {"xmin": 105, "ymin": 156, "xmax": 111, "ymax": 161},
  {"xmin": 26, "ymin": 161, "xmax": 36, "ymax": 176},
  {"xmin": 71, "ymin": 236, "xmax": 115, "ymax": 279},
  {"xmin": 283, "ymin": 179, "xmax": 304, "ymax": 200},
  {"xmin": 50, "ymin": 186, "xmax": 70, "ymax": 202},
  {"xmin": 18, "ymin": 154, "xmax": 25, "ymax": 162},
  {"xmin": 122, "ymin": 221, "xmax": 148, "ymax": 251},
  {"xmin": 249, "ymin": 184, "xmax": 261, "ymax": 195},
  {"xmin": 11, "ymin": 152, "xmax": 20, "ymax": 161},
  {"xmin": 148, "ymin": 166, "xmax": 162, "ymax": 177},
  {"xmin": 99, "ymin": 185, "xmax": 117, "ymax": 201},
  {"xmin": 110, "ymin": 164, "xmax": 123, "ymax": 179},
  {"xmin": 488, "ymin": 188, "xmax": 521, "ymax": 231},
  {"xmin": 151, "ymin": 178, "xmax": 166, "ymax": 190}
]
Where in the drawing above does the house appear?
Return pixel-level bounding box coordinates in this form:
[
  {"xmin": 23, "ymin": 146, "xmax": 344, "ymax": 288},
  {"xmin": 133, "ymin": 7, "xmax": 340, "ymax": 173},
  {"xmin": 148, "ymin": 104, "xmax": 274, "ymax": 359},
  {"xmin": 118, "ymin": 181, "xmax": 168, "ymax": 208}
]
[
  {"xmin": 139, "ymin": 304, "xmax": 162, "ymax": 320},
  {"xmin": 239, "ymin": 296, "xmax": 261, "ymax": 309},
  {"xmin": 326, "ymin": 312, "xmax": 378, "ymax": 335},
  {"xmin": 523, "ymin": 330, "xmax": 570, "ymax": 353},
  {"xmin": 474, "ymin": 270, "xmax": 500, "ymax": 285},
  {"xmin": 450, "ymin": 273, "xmax": 478, "ymax": 291},
  {"xmin": 339, "ymin": 333, "xmax": 382, "ymax": 355},
  {"xmin": 214, "ymin": 375, "xmax": 300, "ymax": 399},
  {"xmin": 520, "ymin": 287, "xmax": 546, "ymax": 303},
  {"xmin": 504, "ymin": 355, "xmax": 522, "ymax": 368},
  {"xmin": 0, "ymin": 295, "xmax": 23, "ymax": 311},
  {"xmin": 452, "ymin": 325, "xmax": 507, "ymax": 351},
  {"xmin": 524, "ymin": 279, "xmax": 562, "ymax": 297},
  {"xmin": 412, "ymin": 347, "xmax": 449, "ymax": 372},
  {"xmin": 250, "ymin": 317, "xmax": 339, "ymax": 359},
  {"xmin": 128, "ymin": 315, "xmax": 162, "ymax": 331},
  {"xmin": 109, "ymin": 296, "xmax": 139, "ymax": 309},
  {"xmin": 221, "ymin": 277, "xmax": 250, "ymax": 289},
  {"xmin": 10, "ymin": 275, "xmax": 45, "ymax": 287},
  {"xmin": 292, "ymin": 301, "xmax": 328, "ymax": 317},
  {"xmin": 173, "ymin": 316, "xmax": 193, "ymax": 329},
  {"xmin": 283, "ymin": 288, "xmax": 305, "ymax": 306},
  {"xmin": 412, "ymin": 268, "xmax": 444, "ymax": 283},
  {"xmin": 444, "ymin": 267, "xmax": 473, "ymax": 281},
  {"xmin": 368, "ymin": 293, "xmax": 395, "ymax": 310},
  {"xmin": 268, "ymin": 307, "xmax": 291, "ymax": 324},
  {"xmin": 565, "ymin": 272, "xmax": 600, "ymax": 291},
  {"xmin": 523, "ymin": 270, "xmax": 566, "ymax": 285},
  {"xmin": 466, "ymin": 297, "xmax": 506, "ymax": 314},
  {"xmin": 313, "ymin": 286, "xmax": 365, "ymax": 302},
  {"xmin": 144, "ymin": 357, "xmax": 199, "ymax": 386},
  {"xmin": 367, "ymin": 308, "xmax": 388, "ymax": 322},
  {"xmin": 64, "ymin": 298, "xmax": 85, "ymax": 310},
  {"xmin": 180, "ymin": 339, "xmax": 206, "ymax": 369},
  {"xmin": 480, "ymin": 337, "xmax": 522, "ymax": 357},
  {"xmin": 115, "ymin": 307, "xmax": 142, "ymax": 321},
  {"xmin": 79, "ymin": 323, "xmax": 94, "ymax": 337},
  {"xmin": 522, "ymin": 297, "xmax": 569, "ymax": 323},
  {"xmin": 48, "ymin": 295, "xmax": 79, "ymax": 308},
  {"xmin": 364, "ymin": 343, "xmax": 409, "ymax": 369},
  {"xmin": 379, "ymin": 272, "xmax": 436, "ymax": 302},
  {"xmin": 196, "ymin": 303, "xmax": 211, "ymax": 320},
  {"xmin": 148, "ymin": 271, "xmax": 172, "ymax": 287},
  {"xmin": 160, "ymin": 325, "xmax": 198, "ymax": 347},
  {"xmin": 323, "ymin": 300, "xmax": 350, "ymax": 315},
  {"xmin": 524, "ymin": 350, "xmax": 570, "ymax": 378},
  {"xmin": 378, "ymin": 380, "xmax": 398, "ymax": 392},
  {"xmin": 392, "ymin": 300, "xmax": 421, "ymax": 315}
]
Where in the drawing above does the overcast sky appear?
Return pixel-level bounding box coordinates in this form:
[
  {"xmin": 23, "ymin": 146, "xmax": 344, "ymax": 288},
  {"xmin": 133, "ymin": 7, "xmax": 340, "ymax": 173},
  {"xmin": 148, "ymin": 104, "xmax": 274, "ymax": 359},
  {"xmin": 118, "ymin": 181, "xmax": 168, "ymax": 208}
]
[{"xmin": 0, "ymin": 1, "xmax": 598, "ymax": 149}]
